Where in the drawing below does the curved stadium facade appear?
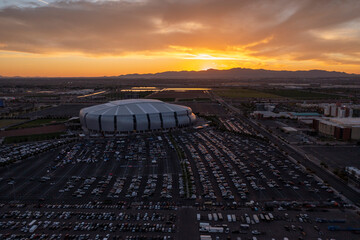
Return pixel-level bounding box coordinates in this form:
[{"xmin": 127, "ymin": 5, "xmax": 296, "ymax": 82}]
[{"xmin": 79, "ymin": 99, "xmax": 196, "ymax": 133}]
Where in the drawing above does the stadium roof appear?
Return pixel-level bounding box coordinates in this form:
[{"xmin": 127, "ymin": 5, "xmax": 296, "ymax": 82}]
[
  {"xmin": 79, "ymin": 99, "xmax": 196, "ymax": 132},
  {"xmin": 81, "ymin": 99, "xmax": 190, "ymax": 116}
]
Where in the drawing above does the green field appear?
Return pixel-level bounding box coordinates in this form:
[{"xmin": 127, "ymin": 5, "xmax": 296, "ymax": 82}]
[
  {"xmin": 4, "ymin": 132, "xmax": 64, "ymax": 144},
  {"xmin": 9, "ymin": 118, "xmax": 68, "ymax": 129},
  {"xmin": 105, "ymin": 91, "xmax": 153, "ymax": 100},
  {"xmin": 0, "ymin": 119, "xmax": 27, "ymax": 128},
  {"xmin": 264, "ymin": 89, "xmax": 341, "ymax": 99},
  {"xmin": 214, "ymin": 88, "xmax": 343, "ymax": 99},
  {"xmin": 214, "ymin": 88, "xmax": 281, "ymax": 99}
]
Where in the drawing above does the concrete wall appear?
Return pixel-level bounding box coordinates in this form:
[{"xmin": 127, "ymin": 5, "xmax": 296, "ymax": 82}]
[
  {"xmin": 318, "ymin": 121, "xmax": 335, "ymax": 136},
  {"xmin": 351, "ymin": 127, "xmax": 360, "ymax": 140}
]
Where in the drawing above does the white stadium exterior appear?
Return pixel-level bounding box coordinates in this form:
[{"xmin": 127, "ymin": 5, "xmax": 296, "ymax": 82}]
[{"xmin": 79, "ymin": 99, "xmax": 196, "ymax": 133}]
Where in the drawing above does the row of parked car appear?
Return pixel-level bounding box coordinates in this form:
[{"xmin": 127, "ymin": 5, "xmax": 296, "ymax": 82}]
[
  {"xmin": 0, "ymin": 139, "xmax": 72, "ymax": 165},
  {"xmin": 0, "ymin": 207, "xmax": 178, "ymax": 239},
  {"xmin": 220, "ymin": 117, "xmax": 257, "ymax": 136},
  {"xmin": 176, "ymin": 129, "xmax": 338, "ymax": 203},
  {"xmin": 0, "ymin": 233, "xmax": 173, "ymax": 240},
  {"xmin": 1, "ymin": 210, "xmax": 176, "ymax": 223}
]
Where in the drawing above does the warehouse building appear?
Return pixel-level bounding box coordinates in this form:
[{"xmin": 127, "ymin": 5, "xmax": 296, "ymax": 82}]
[{"xmin": 313, "ymin": 118, "xmax": 360, "ymax": 140}]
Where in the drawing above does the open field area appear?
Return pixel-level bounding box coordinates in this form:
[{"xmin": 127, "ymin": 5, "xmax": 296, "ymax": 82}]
[
  {"xmin": 214, "ymin": 88, "xmax": 281, "ymax": 99},
  {"xmin": 214, "ymin": 88, "xmax": 346, "ymax": 100},
  {"xmin": 3, "ymin": 131, "xmax": 65, "ymax": 144},
  {"xmin": 21, "ymin": 104, "xmax": 90, "ymax": 118},
  {"xmin": 0, "ymin": 124, "xmax": 66, "ymax": 138},
  {"xmin": 264, "ymin": 89, "xmax": 342, "ymax": 99},
  {"xmin": 0, "ymin": 119, "xmax": 26, "ymax": 128},
  {"xmin": 104, "ymin": 90, "xmax": 153, "ymax": 100},
  {"xmin": 9, "ymin": 118, "xmax": 68, "ymax": 129},
  {"xmin": 148, "ymin": 89, "xmax": 210, "ymax": 101}
]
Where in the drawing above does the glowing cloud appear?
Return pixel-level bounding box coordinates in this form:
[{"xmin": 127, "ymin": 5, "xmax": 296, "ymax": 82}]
[
  {"xmin": 0, "ymin": 0, "xmax": 359, "ymax": 76},
  {"xmin": 38, "ymin": 0, "xmax": 49, "ymax": 4}
]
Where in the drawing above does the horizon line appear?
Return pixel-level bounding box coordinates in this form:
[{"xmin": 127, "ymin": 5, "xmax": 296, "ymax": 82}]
[{"xmin": 0, "ymin": 67, "xmax": 359, "ymax": 78}]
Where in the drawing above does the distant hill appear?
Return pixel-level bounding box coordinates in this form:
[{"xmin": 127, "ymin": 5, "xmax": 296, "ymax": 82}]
[{"xmin": 120, "ymin": 68, "xmax": 359, "ymax": 79}]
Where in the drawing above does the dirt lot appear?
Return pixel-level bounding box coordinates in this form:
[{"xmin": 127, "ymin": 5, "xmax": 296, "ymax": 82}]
[
  {"xmin": 10, "ymin": 118, "xmax": 68, "ymax": 129},
  {"xmin": 21, "ymin": 104, "xmax": 90, "ymax": 118},
  {"xmin": 0, "ymin": 124, "xmax": 66, "ymax": 137},
  {"xmin": 0, "ymin": 119, "xmax": 26, "ymax": 128}
]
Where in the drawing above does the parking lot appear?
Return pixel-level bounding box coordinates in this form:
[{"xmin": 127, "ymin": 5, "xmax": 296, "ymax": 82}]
[
  {"xmin": 195, "ymin": 207, "xmax": 360, "ymax": 240},
  {"xmin": 0, "ymin": 135, "xmax": 180, "ymax": 203},
  {"xmin": 0, "ymin": 202, "xmax": 359, "ymax": 240},
  {"xmin": 300, "ymin": 145, "xmax": 360, "ymax": 169},
  {"xmin": 0, "ymin": 129, "xmax": 340, "ymax": 203},
  {"xmin": 0, "ymin": 127, "xmax": 359, "ymax": 239},
  {"xmin": 0, "ymin": 139, "xmax": 74, "ymax": 166}
]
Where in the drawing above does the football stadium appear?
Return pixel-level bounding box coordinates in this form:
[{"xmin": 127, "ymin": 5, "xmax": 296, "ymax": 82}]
[{"xmin": 79, "ymin": 99, "xmax": 196, "ymax": 133}]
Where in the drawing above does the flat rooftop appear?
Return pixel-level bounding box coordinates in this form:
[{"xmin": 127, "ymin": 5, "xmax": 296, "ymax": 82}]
[{"xmin": 327, "ymin": 117, "xmax": 360, "ymax": 126}]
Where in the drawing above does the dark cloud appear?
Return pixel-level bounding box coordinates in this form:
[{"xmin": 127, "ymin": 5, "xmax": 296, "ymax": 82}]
[{"xmin": 0, "ymin": 0, "xmax": 359, "ymax": 65}]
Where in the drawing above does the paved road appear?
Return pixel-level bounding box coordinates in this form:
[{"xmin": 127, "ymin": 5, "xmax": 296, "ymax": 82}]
[
  {"xmin": 213, "ymin": 93, "xmax": 360, "ymax": 206},
  {"xmin": 177, "ymin": 207, "xmax": 197, "ymax": 240}
]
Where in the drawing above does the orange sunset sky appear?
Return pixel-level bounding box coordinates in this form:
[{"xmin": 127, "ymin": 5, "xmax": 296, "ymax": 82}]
[{"xmin": 0, "ymin": 0, "xmax": 360, "ymax": 77}]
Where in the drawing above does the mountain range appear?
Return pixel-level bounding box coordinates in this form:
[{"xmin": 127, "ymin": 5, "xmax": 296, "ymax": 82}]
[{"xmin": 120, "ymin": 68, "xmax": 359, "ymax": 79}]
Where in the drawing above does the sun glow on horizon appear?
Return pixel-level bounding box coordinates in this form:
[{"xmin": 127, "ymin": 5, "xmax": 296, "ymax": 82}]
[{"xmin": 0, "ymin": 49, "xmax": 360, "ymax": 77}]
